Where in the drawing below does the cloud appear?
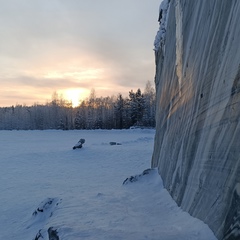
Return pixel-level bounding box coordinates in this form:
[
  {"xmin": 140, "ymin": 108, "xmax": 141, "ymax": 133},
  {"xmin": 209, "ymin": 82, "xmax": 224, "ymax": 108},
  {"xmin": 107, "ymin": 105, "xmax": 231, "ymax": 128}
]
[{"xmin": 0, "ymin": 0, "xmax": 160, "ymax": 106}]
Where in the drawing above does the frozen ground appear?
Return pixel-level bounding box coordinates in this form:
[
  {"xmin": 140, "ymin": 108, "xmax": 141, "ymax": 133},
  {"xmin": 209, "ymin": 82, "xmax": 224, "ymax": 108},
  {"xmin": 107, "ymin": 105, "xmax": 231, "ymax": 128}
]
[{"xmin": 0, "ymin": 129, "xmax": 216, "ymax": 240}]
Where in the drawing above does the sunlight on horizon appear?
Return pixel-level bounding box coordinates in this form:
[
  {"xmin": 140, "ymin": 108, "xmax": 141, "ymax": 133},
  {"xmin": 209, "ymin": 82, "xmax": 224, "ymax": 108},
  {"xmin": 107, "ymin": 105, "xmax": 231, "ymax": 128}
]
[
  {"xmin": 60, "ymin": 88, "xmax": 90, "ymax": 107},
  {"xmin": 42, "ymin": 67, "xmax": 106, "ymax": 107}
]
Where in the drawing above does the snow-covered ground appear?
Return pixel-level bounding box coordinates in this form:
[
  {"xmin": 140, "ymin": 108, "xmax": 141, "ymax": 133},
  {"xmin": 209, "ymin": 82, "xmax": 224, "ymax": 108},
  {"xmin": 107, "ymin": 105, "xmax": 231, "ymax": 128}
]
[{"xmin": 0, "ymin": 129, "xmax": 216, "ymax": 240}]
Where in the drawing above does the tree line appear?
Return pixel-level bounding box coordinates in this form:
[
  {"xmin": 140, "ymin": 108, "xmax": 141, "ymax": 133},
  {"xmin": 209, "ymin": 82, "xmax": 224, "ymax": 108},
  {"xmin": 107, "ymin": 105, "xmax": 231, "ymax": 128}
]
[{"xmin": 0, "ymin": 81, "xmax": 155, "ymax": 130}]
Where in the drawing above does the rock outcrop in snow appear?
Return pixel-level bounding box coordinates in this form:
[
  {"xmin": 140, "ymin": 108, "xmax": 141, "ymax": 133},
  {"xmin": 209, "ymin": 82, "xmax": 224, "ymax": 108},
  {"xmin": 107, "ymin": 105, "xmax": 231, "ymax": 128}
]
[
  {"xmin": 28, "ymin": 198, "xmax": 62, "ymax": 239},
  {"xmin": 73, "ymin": 138, "xmax": 85, "ymax": 149},
  {"xmin": 152, "ymin": 0, "xmax": 240, "ymax": 239},
  {"xmin": 123, "ymin": 168, "xmax": 154, "ymax": 185}
]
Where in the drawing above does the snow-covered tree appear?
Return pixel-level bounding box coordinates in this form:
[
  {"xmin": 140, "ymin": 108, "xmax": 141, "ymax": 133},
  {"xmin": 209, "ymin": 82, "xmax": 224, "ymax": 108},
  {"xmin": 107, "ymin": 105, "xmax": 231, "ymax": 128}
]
[
  {"xmin": 129, "ymin": 89, "xmax": 145, "ymax": 126},
  {"xmin": 142, "ymin": 81, "xmax": 156, "ymax": 127}
]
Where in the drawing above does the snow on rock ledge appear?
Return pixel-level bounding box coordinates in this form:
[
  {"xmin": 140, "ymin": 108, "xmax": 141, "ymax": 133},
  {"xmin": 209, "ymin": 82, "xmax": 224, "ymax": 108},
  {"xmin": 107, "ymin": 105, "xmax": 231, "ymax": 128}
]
[
  {"xmin": 154, "ymin": 0, "xmax": 170, "ymax": 52},
  {"xmin": 152, "ymin": 0, "xmax": 240, "ymax": 239}
]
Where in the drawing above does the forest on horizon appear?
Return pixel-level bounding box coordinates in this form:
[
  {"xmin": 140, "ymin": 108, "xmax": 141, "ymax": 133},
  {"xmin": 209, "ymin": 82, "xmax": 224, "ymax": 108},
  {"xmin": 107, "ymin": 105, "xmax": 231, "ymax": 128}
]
[{"xmin": 0, "ymin": 81, "xmax": 156, "ymax": 130}]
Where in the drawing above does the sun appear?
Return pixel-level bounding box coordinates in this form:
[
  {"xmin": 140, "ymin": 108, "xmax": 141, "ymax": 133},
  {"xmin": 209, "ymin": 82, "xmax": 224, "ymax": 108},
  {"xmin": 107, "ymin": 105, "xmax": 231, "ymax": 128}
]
[{"xmin": 63, "ymin": 88, "xmax": 89, "ymax": 107}]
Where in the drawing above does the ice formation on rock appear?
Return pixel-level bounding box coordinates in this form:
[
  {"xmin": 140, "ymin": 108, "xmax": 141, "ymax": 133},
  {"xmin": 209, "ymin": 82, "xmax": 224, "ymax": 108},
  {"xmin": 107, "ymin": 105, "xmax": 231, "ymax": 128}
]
[{"xmin": 154, "ymin": 0, "xmax": 170, "ymax": 52}]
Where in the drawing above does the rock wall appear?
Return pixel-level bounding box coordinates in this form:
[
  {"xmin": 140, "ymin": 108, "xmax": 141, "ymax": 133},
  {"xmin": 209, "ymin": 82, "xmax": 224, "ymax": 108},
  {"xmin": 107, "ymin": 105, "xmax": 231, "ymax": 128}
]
[{"xmin": 152, "ymin": 0, "xmax": 240, "ymax": 239}]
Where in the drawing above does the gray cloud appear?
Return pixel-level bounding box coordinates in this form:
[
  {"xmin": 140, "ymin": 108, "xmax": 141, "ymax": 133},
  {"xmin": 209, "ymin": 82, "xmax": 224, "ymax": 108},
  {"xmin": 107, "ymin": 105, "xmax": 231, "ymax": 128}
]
[{"xmin": 0, "ymin": 0, "xmax": 160, "ymax": 106}]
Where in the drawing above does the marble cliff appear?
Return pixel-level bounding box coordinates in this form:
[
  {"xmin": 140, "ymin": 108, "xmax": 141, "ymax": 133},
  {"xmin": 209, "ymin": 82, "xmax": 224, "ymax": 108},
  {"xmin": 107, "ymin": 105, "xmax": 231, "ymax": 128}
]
[{"xmin": 152, "ymin": 0, "xmax": 240, "ymax": 239}]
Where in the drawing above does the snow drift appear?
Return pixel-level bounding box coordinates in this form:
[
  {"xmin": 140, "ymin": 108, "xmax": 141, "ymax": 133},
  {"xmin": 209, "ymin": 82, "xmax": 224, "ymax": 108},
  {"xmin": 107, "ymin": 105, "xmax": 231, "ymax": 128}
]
[{"xmin": 152, "ymin": 0, "xmax": 240, "ymax": 239}]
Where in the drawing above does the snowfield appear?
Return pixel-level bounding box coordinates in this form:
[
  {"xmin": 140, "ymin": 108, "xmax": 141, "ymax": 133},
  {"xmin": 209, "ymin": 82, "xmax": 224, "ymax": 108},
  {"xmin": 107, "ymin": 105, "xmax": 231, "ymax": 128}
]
[{"xmin": 0, "ymin": 129, "xmax": 216, "ymax": 240}]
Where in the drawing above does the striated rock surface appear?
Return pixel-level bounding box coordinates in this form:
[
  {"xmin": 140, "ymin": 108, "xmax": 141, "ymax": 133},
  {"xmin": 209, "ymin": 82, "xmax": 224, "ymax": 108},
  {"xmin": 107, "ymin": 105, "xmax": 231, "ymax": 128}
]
[{"xmin": 152, "ymin": 0, "xmax": 240, "ymax": 239}]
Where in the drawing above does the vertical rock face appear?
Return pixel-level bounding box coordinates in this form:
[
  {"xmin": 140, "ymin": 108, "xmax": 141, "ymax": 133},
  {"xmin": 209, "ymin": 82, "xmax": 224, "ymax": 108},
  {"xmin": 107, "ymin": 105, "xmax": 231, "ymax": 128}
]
[{"xmin": 152, "ymin": 0, "xmax": 240, "ymax": 239}]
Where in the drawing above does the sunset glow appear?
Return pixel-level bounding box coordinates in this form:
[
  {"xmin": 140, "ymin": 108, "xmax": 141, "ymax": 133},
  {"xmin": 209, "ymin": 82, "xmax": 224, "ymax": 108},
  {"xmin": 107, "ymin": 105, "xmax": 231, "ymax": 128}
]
[
  {"xmin": 44, "ymin": 68, "xmax": 104, "ymax": 80},
  {"xmin": 61, "ymin": 88, "xmax": 90, "ymax": 108},
  {"xmin": 0, "ymin": 0, "xmax": 159, "ymax": 107}
]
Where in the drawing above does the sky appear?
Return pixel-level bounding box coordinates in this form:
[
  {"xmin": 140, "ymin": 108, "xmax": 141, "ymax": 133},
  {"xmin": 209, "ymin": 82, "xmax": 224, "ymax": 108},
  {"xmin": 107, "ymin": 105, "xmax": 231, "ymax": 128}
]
[{"xmin": 0, "ymin": 0, "xmax": 161, "ymax": 107}]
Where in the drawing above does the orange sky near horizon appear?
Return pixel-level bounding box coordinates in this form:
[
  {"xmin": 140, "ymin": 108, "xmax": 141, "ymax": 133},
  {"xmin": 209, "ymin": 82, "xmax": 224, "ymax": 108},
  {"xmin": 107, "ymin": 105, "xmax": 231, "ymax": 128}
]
[{"xmin": 0, "ymin": 0, "xmax": 160, "ymax": 107}]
